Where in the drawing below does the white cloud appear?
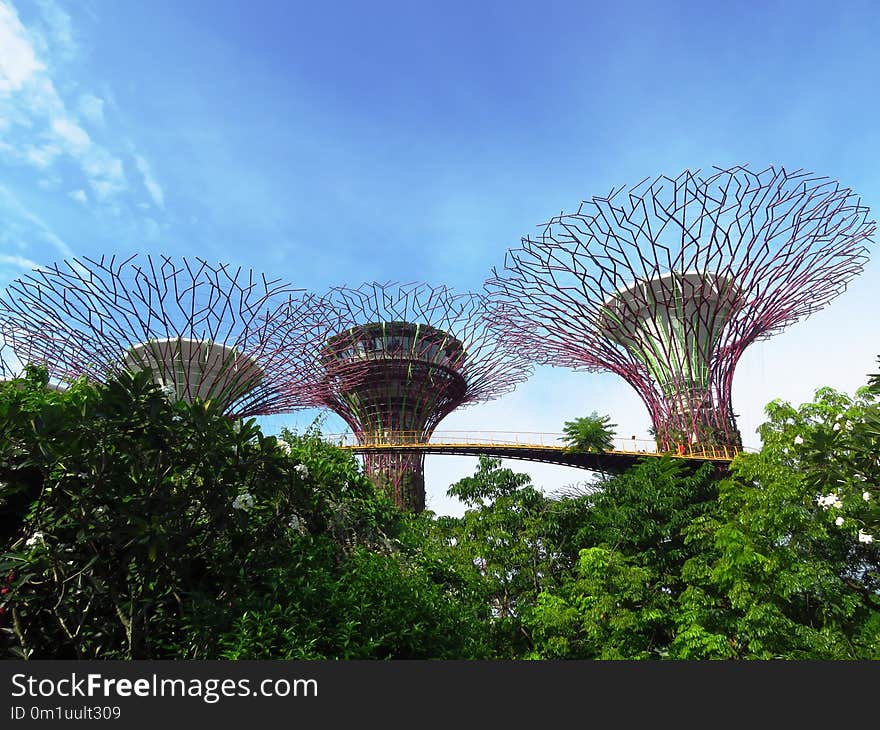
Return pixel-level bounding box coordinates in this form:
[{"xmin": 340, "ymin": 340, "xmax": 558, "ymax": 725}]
[
  {"xmin": 89, "ymin": 178, "xmax": 123, "ymax": 201},
  {"xmin": 79, "ymin": 146, "xmax": 127, "ymax": 200},
  {"xmin": 0, "ymin": 2, "xmax": 128, "ymax": 203},
  {"xmin": 34, "ymin": 0, "xmax": 76, "ymax": 61},
  {"xmin": 78, "ymin": 92, "xmax": 104, "ymax": 126},
  {"xmin": 0, "ymin": 253, "xmax": 40, "ymax": 270},
  {"xmin": 24, "ymin": 143, "xmax": 61, "ymax": 168},
  {"xmin": 68, "ymin": 188, "xmax": 87, "ymax": 204},
  {"xmin": 51, "ymin": 116, "xmax": 91, "ymax": 149},
  {"xmin": 0, "ymin": 183, "xmax": 74, "ymax": 258},
  {"xmin": 0, "ymin": 1, "xmax": 44, "ymax": 92},
  {"xmin": 134, "ymin": 154, "xmax": 165, "ymax": 208},
  {"xmin": 83, "ymin": 149, "xmax": 124, "ymax": 181}
]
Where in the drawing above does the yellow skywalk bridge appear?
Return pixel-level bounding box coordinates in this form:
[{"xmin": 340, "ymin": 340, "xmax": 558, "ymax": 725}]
[{"xmin": 324, "ymin": 431, "xmax": 742, "ymax": 474}]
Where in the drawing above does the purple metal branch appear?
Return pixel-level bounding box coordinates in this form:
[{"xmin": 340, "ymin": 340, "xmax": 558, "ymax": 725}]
[
  {"xmin": 485, "ymin": 165, "xmax": 875, "ymax": 451},
  {"xmin": 0, "ymin": 255, "xmax": 344, "ymax": 417},
  {"xmin": 0, "ymin": 336, "xmax": 17, "ymax": 380}
]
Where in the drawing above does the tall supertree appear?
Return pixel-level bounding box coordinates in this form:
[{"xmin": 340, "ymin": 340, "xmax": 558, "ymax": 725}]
[
  {"xmin": 0, "ymin": 255, "xmax": 343, "ymax": 417},
  {"xmin": 485, "ymin": 165, "xmax": 875, "ymax": 453},
  {"xmin": 316, "ymin": 282, "xmax": 532, "ymax": 512},
  {"xmin": 0, "ymin": 337, "xmax": 17, "ymax": 380}
]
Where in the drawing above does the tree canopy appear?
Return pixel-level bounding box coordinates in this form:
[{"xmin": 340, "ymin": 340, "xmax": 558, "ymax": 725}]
[{"xmin": 1, "ymin": 360, "xmax": 878, "ymax": 659}]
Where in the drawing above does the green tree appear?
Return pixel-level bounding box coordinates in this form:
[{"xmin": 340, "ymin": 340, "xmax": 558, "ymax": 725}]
[
  {"xmin": 797, "ymin": 359, "xmax": 880, "ymax": 539},
  {"xmin": 561, "ymin": 412, "xmax": 617, "ymax": 453},
  {"xmin": 523, "ymin": 459, "xmax": 721, "ymax": 659},
  {"xmin": 442, "ymin": 456, "xmax": 557, "ymax": 656},
  {"xmin": 672, "ymin": 383, "xmax": 880, "ymax": 659},
  {"xmin": 0, "ymin": 369, "xmax": 488, "ymax": 659},
  {"xmin": 521, "ymin": 366, "xmax": 880, "ymax": 660}
]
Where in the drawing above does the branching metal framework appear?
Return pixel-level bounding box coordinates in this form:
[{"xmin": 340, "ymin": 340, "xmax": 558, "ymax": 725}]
[
  {"xmin": 0, "ymin": 255, "xmax": 344, "ymax": 417},
  {"xmin": 316, "ymin": 282, "xmax": 532, "ymax": 512},
  {"xmin": 485, "ymin": 165, "xmax": 875, "ymax": 452},
  {"xmin": 0, "ymin": 338, "xmax": 16, "ymax": 380}
]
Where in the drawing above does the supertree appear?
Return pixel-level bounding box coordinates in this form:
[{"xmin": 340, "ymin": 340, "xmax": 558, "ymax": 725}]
[
  {"xmin": 0, "ymin": 337, "xmax": 16, "ymax": 380},
  {"xmin": 315, "ymin": 282, "xmax": 532, "ymax": 512},
  {"xmin": 0, "ymin": 254, "xmax": 344, "ymax": 417},
  {"xmin": 485, "ymin": 165, "xmax": 875, "ymax": 453}
]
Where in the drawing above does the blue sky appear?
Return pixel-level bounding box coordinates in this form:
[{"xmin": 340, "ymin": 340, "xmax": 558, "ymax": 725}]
[{"xmin": 2, "ymin": 0, "xmax": 879, "ymax": 515}]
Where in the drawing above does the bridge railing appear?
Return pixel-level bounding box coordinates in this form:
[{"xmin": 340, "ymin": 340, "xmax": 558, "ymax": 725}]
[{"xmin": 322, "ymin": 431, "xmax": 744, "ymax": 460}]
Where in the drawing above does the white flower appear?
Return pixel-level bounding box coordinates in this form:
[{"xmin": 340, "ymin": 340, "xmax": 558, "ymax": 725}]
[
  {"xmin": 294, "ymin": 464, "xmax": 309, "ymax": 479},
  {"xmin": 793, "ymin": 435, "xmax": 804, "ymax": 445},
  {"xmin": 863, "ymin": 491, "xmax": 872, "ymax": 502},
  {"xmin": 835, "ymin": 516, "xmax": 845, "ymax": 527},
  {"xmin": 25, "ymin": 531, "xmax": 45, "ymax": 547},
  {"xmin": 277, "ymin": 440, "xmax": 291, "ymax": 455},
  {"xmin": 832, "ymin": 422, "xmax": 841, "ymax": 432},
  {"xmin": 858, "ymin": 530, "xmax": 874, "ymax": 544},
  {"xmin": 232, "ymin": 492, "xmax": 255, "ymax": 511},
  {"xmin": 160, "ymin": 383, "xmax": 177, "ymax": 402},
  {"xmin": 288, "ymin": 513, "xmax": 303, "ymax": 532},
  {"xmin": 817, "ymin": 493, "xmax": 842, "ymax": 509}
]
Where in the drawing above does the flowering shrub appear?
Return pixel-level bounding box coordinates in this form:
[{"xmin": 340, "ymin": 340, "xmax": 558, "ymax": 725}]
[
  {"xmin": 232, "ymin": 492, "xmax": 255, "ymax": 511},
  {"xmin": 0, "ymin": 367, "xmax": 487, "ymax": 659}
]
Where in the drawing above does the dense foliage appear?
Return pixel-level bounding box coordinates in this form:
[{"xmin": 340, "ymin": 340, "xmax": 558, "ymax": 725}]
[
  {"xmin": 560, "ymin": 412, "xmax": 617, "ymax": 453},
  {"xmin": 1, "ymin": 361, "xmax": 878, "ymax": 659},
  {"xmin": 0, "ymin": 368, "xmax": 487, "ymax": 659}
]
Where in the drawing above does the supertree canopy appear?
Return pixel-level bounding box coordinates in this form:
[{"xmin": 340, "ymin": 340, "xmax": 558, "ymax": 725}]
[
  {"xmin": 485, "ymin": 165, "xmax": 875, "ymax": 453},
  {"xmin": 0, "ymin": 254, "xmax": 341, "ymax": 417},
  {"xmin": 316, "ymin": 282, "xmax": 532, "ymax": 512},
  {"xmin": 0, "ymin": 337, "xmax": 17, "ymax": 380}
]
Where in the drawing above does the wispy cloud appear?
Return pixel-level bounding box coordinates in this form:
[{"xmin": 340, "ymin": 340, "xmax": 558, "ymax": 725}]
[
  {"xmin": 77, "ymin": 92, "xmax": 104, "ymax": 126},
  {"xmin": 0, "ymin": 183, "xmax": 75, "ymax": 258},
  {"xmin": 0, "ymin": 2, "xmax": 44, "ymax": 92},
  {"xmin": 0, "ymin": 253, "xmax": 41, "ymax": 270},
  {"xmin": 134, "ymin": 153, "xmax": 165, "ymax": 208},
  {"xmin": 0, "ymin": 2, "xmax": 127, "ymax": 199},
  {"xmin": 24, "ymin": 142, "xmax": 62, "ymax": 168},
  {"xmin": 0, "ymin": 0, "xmax": 162, "ymax": 212},
  {"xmin": 33, "ymin": 0, "xmax": 77, "ymax": 61}
]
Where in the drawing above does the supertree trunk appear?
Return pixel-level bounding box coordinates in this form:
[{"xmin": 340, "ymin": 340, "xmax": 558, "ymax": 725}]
[{"xmin": 315, "ymin": 284, "xmax": 532, "ymax": 512}]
